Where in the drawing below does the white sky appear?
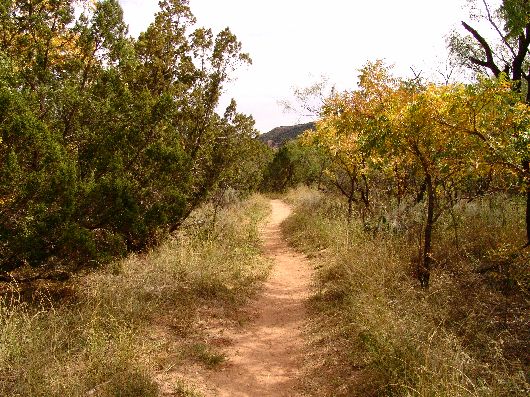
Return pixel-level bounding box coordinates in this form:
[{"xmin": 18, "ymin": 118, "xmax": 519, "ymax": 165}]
[{"xmin": 118, "ymin": 0, "xmax": 471, "ymax": 133}]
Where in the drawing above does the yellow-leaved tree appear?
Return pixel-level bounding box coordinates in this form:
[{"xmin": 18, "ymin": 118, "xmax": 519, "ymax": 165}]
[{"xmin": 305, "ymin": 61, "xmax": 530, "ymax": 288}]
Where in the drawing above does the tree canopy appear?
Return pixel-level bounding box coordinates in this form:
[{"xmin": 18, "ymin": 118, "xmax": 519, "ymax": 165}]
[
  {"xmin": 299, "ymin": 60, "xmax": 530, "ymax": 287},
  {"xmin": 0, "ymin": 0, "xmax": 270, "ymax": 272}
]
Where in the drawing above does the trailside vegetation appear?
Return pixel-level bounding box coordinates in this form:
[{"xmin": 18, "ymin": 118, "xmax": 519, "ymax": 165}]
[
  {"xmin": 0, "ymin": 194, "xmax": 271, "ymax": 395},
  {"xmin": 299, "ymin": 60, "xmax": 529, "ymax": 288},
  {"xmin": 283, "ymin": 187, "xmax": 528, "ymax": 396},
  {"xmin": 449, "ymin": 0, "xmax": 530, "ymax": 246},
  {"xmin": 0, "ymin": 0, "xmax": 271, "ymax": 274},
  {"xmin": 260, "ymin": 139, "xmax": 327, "ymax": 192}
]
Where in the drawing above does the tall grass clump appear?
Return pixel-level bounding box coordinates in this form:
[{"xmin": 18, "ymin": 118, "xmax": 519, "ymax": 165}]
[
  {"xmin": 284, "ymin": 186, "xmax": 528, "ymax": 397},
  {"xmin": 0, "ymin": 194, "xmax": 271, "ymax": 396}
]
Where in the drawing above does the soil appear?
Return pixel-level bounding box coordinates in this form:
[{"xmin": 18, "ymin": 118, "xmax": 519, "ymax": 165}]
[{"xmin": 158, "ymin": 199, "xmax": 312, "ymax": 396}]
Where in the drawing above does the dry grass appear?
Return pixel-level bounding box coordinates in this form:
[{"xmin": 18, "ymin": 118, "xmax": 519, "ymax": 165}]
[
  {"xmin": 0, "ymin": 194, "xmax": 271, "ymax": 396},
  {"xmin": 283, "ymin": 186, "xmax": 529, "ymax": 397}
]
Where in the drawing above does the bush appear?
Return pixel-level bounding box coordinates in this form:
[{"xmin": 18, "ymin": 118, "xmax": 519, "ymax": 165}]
[{"xmin": 0, "ymin": 1, "xmax": 265, "ymax": 273}]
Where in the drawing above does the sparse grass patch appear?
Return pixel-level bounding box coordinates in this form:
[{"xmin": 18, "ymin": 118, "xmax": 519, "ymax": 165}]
[
  {"xmin": 282, "ymin": 186, "xmax": 349, "ymax": 254},
  {"xmin": 0, "ymin": 194, "xmax": 271, "ymax": 396},
  {"xmin": 172, "ymin": 379, "xmax": 204, "ymax": 397},
  {"xmin": 284, "ymin": 186, "xmax": 529, "ymax": 397},
  {"xmin": 187, "ymin": 343, "xmax": 226, "ymax": 368}
]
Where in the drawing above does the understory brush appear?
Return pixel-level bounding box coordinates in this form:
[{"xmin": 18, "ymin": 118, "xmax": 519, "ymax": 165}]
[
  {"xmin": 0, "ymin": 194, "xmax": 271, "ymax": 396},
  {"xmin": 283, "ymin": 186, "xmax": 528, "ymax": 397}
]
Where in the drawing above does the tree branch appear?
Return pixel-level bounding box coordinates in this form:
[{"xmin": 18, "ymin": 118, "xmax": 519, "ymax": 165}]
[
  {"xmin": 482, "ymin": 0, "xmax": 517, "ymax": 58},
  {"xmin": 512, "ymin": 23, "xmax": 530, "ymax": 81},
  {"xmin": 462, "ymin": 21, "xmax": 502, "ymax": 77}
]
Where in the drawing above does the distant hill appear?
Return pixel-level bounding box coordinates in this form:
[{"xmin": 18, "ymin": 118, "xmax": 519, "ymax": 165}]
[{"xmin": 259, "ymin": 122, "xmax": 316, "ymax": 148}]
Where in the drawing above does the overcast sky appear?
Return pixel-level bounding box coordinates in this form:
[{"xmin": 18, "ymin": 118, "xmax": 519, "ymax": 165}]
[{"xmin": 118, "ymin": 0, "xmax": 471, "ymax": 133}]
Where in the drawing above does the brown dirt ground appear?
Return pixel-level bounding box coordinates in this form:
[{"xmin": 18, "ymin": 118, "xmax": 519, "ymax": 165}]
[{"xmin": 156, "ymin": 199, "xmax": 312, "ymax": 396}]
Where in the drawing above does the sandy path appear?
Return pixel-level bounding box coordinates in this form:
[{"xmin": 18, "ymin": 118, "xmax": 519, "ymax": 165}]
[{"xmin": 169, "ymin": 199, "xmax": 311, "ymax": 396}]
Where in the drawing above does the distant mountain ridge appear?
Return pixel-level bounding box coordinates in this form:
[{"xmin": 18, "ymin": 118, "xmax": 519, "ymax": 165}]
[{"xmin": 259, "ymin": 121, "xmax": 316, "ymax": 148}]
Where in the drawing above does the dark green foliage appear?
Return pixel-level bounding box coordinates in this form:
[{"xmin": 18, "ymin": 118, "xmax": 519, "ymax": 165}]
[
  {"xmin": 0, "ymin": 0, "xmax": 265, "ymax": 272},
  {"xmin": 261, "ymin": 139, "xmax": 327, "ymax": 192}
]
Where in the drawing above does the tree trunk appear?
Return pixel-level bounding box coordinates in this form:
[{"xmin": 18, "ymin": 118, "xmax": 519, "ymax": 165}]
[
  {"xmin": 416, "ymin": 178, "xmax": 427, "ymax": 203},
  {"xmin": 419, "ymin": 175, "xmax": 434, "ymax": 289},
  {"xmin": 524, "ymin": 160, "xmax": 530, "ymax": 246},
  {"xmin": 347, "ymin": 196, "xmax": 353, "ymax": 223},
  {"xmin": 526, "ymin": 187, "xmax": 530, "ymax": 247}
]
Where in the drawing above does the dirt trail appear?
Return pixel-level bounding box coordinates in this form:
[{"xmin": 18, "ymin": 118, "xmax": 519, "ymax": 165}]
[{"xmin": 166, "ymin": 199, "xmax": 311, "ymax": 396}]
